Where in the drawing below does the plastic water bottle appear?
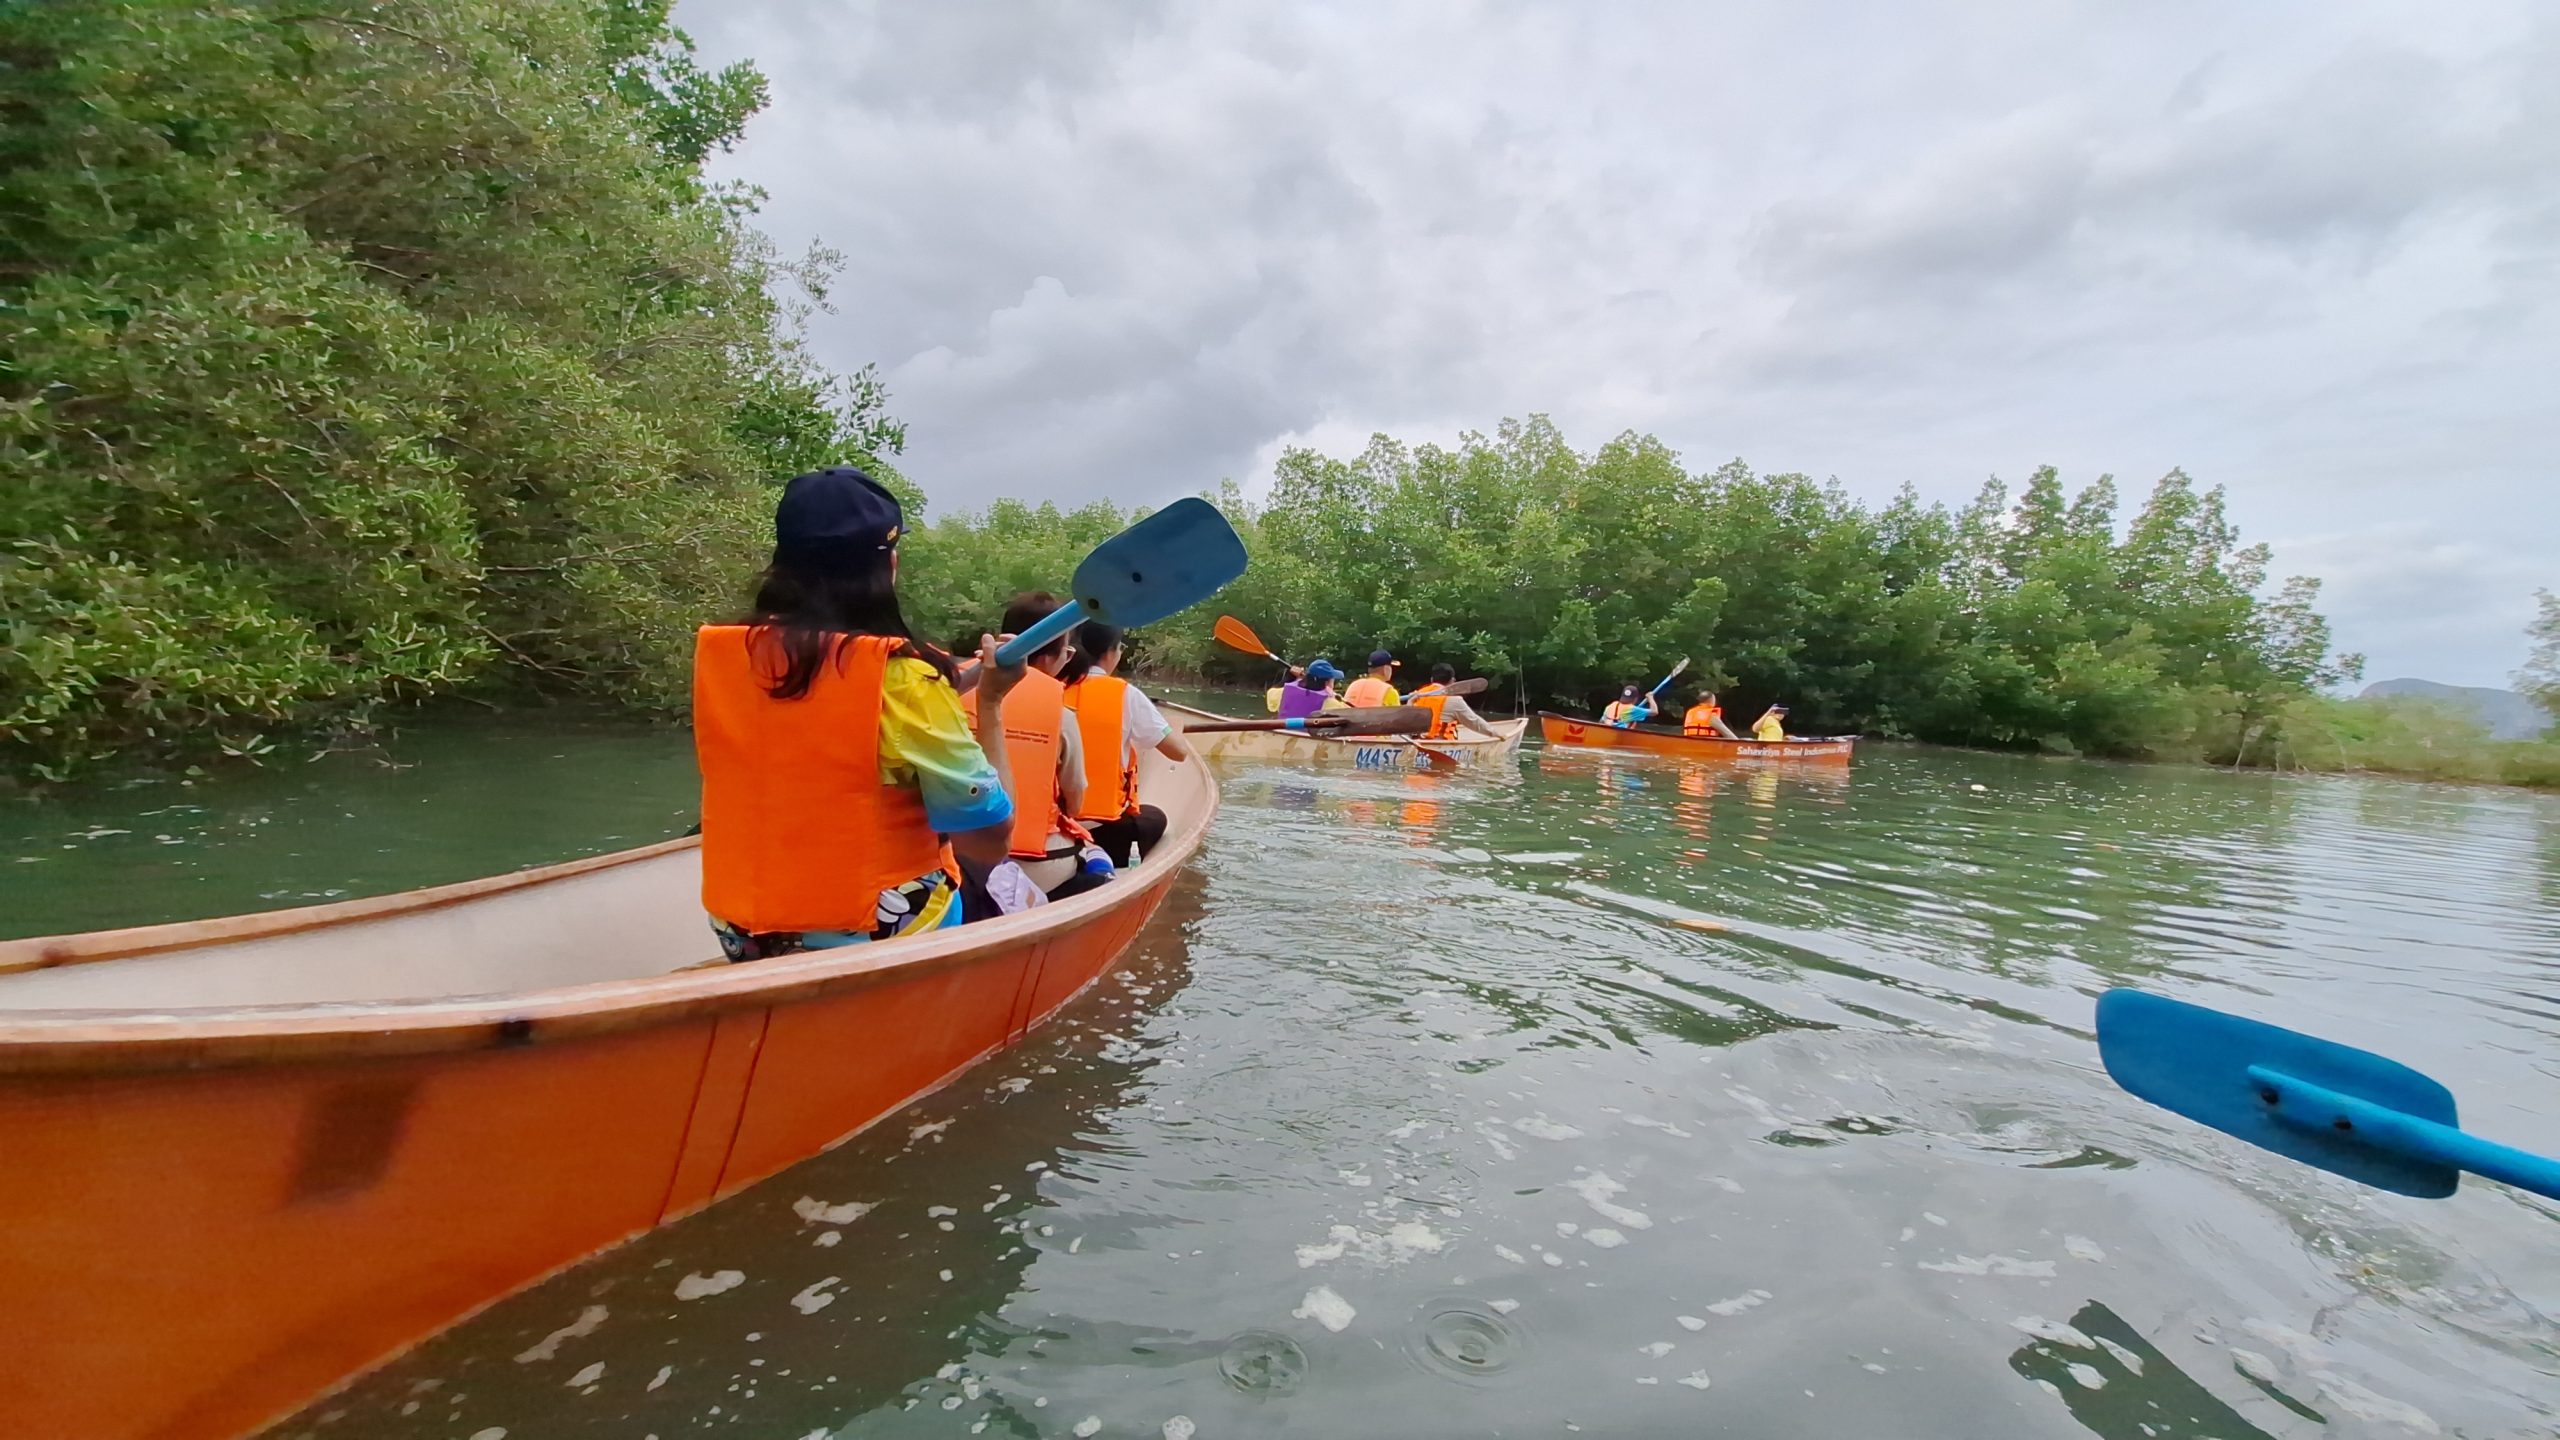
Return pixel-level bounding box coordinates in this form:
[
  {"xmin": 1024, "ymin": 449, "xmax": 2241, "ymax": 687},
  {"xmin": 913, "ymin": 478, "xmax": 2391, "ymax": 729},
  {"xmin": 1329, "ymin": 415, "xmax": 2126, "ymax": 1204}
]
[
  {"xmin": 1125, "ymin": 842, "xmax": 1142, "ymax": 870},
  {"xmin": 1077, "ymin": 843, "xmax": 1117, "ymax": 884}
]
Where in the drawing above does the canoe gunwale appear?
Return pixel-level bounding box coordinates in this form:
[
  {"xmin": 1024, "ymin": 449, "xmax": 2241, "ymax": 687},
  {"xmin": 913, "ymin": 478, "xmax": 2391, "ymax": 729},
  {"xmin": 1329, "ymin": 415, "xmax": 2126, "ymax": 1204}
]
[
  {"xmin": 1164, "ymin": 701, "xmax": 1528, "ymax": 755},
  {"xmin": 0, "ymin": 772, "xmax": 1217, "ymax": 1077}
]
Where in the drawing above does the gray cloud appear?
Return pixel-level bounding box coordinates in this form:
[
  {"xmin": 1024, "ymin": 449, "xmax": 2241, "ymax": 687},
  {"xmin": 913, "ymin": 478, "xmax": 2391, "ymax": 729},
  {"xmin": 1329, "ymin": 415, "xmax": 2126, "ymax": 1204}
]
[{"xmin": 680, "ymin": 0, "xmax": 2558, "ymax": 686}]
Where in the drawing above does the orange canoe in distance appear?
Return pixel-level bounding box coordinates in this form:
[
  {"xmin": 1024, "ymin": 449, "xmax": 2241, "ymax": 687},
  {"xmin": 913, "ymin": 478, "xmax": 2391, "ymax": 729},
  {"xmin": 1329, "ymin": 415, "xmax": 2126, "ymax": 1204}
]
[
  {"xmin": 0, "ymin": 749, "xmax": 1216, "ymax": 1440},
  {"xmin": 1537, "ymin": 711, "xmax": 1857, "ymax": 763}
]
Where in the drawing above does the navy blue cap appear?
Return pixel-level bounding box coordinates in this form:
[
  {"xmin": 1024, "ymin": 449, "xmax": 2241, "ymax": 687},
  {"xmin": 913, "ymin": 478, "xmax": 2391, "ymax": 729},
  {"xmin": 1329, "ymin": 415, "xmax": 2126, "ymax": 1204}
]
[
  {"xmin": 774, "ymin": 466, "xmax": 903, "ymax": 570},
  {"xmin": 1368, "ymin": 649, "xmax": 1396, "ymax": 667},
  {"xmin": 1304, "ymin": 659, "xmax": 1344, "ymax": 682}
]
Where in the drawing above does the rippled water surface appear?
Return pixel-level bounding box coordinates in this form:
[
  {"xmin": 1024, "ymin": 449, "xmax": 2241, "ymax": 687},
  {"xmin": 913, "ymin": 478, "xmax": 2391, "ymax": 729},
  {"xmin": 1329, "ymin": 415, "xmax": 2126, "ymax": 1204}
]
[{"xmin": 7, "ymin": 700, "xmax": 2557, "ymax": 1438}]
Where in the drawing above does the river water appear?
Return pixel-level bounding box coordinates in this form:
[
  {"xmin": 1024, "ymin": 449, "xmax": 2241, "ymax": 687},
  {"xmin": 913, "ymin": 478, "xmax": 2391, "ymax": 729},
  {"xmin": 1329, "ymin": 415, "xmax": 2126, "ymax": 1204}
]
[{"xmin": 4, "ymin": 698, "xmax": 2555, "ymax": 1438}]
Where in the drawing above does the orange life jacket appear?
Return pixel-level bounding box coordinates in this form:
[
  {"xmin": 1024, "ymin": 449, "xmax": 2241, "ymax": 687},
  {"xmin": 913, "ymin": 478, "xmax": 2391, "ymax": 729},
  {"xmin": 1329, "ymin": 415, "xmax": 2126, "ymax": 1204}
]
[
  {"xmin": 1409, "ymin": 685, "xmax": 1457, "ymax": 740},
  {"xmin": 1065, "ymin": 674, "xmax": 1138, "ymax": 822},
  {"xmin": 1344, "ymin": 675, "xmax": 1395, "ymax": 709},
  {"xmin": 693, "ymin": 627, "xmax": 950, "ymax": 934},
  {"xmin": 1683, "ymin": 702, "xmax": 1723, "ymax": 737},
  {"xmin": 999, "ymin": 667, "xmax": 1066, "ymax": 858}
]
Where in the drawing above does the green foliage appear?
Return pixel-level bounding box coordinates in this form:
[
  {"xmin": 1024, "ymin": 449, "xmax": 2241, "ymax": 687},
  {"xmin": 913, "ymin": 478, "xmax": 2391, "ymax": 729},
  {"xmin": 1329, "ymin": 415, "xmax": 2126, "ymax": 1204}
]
[
  {"xmin": 1160, "ymin": 420, "xmax": 2362, "ymax": 762},
  {"xmin": 0, "ymin": 0, "xmax": 890, "ymax": 778},
  {"xmin": 2519, "ymin": 588, "xmax": 2560, "ymax": 725},
  {"xmin": 2269, "ymin": 695, "xmax": 2560, "ymax": 790}
]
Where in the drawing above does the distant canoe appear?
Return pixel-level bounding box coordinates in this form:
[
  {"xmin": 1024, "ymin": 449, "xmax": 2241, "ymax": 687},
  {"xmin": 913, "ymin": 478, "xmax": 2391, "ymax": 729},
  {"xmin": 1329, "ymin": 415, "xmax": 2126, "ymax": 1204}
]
[
  {"xmin": 1167, "ymin": 702, "xmax": 1528, "ymax": 771},
  {"xmin": 1537, "ymin": 712, "xmax": 1857, "ymax": 763},
  {"xmin": 0, "ymin": 749, "xmax": 1216, "ymax": 1440}
]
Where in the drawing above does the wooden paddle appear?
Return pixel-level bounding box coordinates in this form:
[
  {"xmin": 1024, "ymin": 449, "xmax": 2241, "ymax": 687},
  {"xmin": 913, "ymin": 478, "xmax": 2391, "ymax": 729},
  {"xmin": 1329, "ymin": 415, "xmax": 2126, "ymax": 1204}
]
[
  {"xmin": 1407, "ymin": 678, "xmax": 1490, "ymax": 699},
  {"xmin": 2098, "ymin": 988, "xmax": 2560, "ymax": 1201},
  {"xmin": 1183, "ymin": 706, "xmax": 1432, "ymax": 736},
  {"xmin": 1214, "ymin": 614, "xmax": 1289, "ymax": 665}
]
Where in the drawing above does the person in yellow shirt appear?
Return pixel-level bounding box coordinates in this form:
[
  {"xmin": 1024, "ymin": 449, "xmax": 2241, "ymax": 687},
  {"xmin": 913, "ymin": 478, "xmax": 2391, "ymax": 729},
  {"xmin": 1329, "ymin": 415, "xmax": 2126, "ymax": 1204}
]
[
  {"xmin": 1683, "ymin": 689, "xmax": 1740, "ymax": 739},
  {"xmin": 1343, "ymin": 649, "xmax": 1401, "ymax": 708},
  {"xmin": 1751, "ymin": 704, "xmax": 1790, "ymax": 742}
]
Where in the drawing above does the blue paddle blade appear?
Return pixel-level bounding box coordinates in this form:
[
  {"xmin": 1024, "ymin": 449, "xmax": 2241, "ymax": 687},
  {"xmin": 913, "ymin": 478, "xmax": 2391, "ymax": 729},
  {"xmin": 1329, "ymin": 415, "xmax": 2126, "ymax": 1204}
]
[
  {"xmin": 2095, "ymin": 989, "xmax": 2459, "ymax": 1198},
  {"xmin": 1071, "ymin": 497, "xmax": 1248, "ymax": 629}
]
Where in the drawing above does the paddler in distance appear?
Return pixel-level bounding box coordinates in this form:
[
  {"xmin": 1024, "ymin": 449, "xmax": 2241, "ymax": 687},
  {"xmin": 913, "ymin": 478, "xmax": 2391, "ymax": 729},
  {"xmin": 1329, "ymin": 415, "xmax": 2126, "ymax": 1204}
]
[
  {"xmin": 1683, "ymin": 688, "xmax": 1740, "ymax": 739},
  {"xmin": 1064, "ymin": 619, "xmax": 1190, "ymax": 863},
  {"xmin": 1603, "ymin": 684, "xmax": 1647, "ymax": 727},
  {"xmin": 1752, "ymin": 703, "xmax": 1791, "ymax": 742},
  {"xmin": 1277, "ymin": 659, "xmax": 1343, "ymax": 719},
  {"xmin": 693, "ymin": 466, "xmax": 1020, "ymax": 961},
  {"xmin": 1343, "ymin": 649, "xmax": 1401, "ymax": 709},
  {"xmin": 992, "ymin": 591, "xmax": 1110, "ymax": 905},
  {"xmin": 1407, "ymin": 663, "xmax": 1502, "ymax": 740}
]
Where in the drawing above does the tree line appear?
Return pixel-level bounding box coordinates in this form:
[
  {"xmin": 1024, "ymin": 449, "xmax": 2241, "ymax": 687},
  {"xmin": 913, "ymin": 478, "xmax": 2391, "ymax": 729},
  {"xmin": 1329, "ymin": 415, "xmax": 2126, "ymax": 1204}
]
[{"xmin": 903, "ymin": 417, "xmax": 2369, "ymax": 766}]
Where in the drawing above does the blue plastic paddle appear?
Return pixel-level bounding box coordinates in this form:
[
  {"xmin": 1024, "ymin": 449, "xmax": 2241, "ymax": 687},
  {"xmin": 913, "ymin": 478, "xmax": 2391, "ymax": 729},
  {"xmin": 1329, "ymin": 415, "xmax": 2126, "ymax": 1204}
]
[
  {"xmin": 989, "ymin": 498, "xmax": 1248, "ymax": 669},
  {"xmin": 1622, "ymin": 657, "xmax": 1690, "ymax": 726},
  {"xmin": 2096, "ymin": 988, "xmax": 2560, "ymax": 1201}
]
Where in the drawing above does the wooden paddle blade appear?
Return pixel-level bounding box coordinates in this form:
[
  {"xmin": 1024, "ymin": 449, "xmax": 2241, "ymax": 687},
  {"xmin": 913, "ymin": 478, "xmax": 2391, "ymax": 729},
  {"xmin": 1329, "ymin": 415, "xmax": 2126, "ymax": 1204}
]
[
  {"xmin": 1416, "ymin": 677, "xmax": 1489, "ymax": 698},
  {"xmin": 2096, "ymin": 989, "xmax": 2460, "ymax": 1198},
  {"xmin": 1215, "ymin": 615, "xmax": 1280, "ymax": 660},
  {"xmin": 1073, "ymin": 497, "xmax": 1247, "ymax": 629}
]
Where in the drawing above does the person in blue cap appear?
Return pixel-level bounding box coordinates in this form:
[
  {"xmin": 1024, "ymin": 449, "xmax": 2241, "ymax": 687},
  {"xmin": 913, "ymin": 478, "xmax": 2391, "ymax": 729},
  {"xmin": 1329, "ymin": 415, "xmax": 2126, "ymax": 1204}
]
[{"xmin": 1277, "ymin": 658, "xmax": 1344, "ymax": 719}]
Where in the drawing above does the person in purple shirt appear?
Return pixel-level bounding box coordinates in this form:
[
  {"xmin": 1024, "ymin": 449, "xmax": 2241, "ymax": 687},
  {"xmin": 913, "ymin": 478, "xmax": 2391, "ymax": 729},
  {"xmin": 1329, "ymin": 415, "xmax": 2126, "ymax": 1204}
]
[{"xmin": 1277, "ymin": 658, "xmax": 1344, "ymax": 719}]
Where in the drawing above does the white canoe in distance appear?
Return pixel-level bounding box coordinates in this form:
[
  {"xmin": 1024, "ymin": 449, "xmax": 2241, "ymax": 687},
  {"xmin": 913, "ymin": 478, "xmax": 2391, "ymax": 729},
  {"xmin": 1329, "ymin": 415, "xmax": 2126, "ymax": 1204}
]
[{"xmin": 1164, "ymin": 701, "xmax": 1528, "ymax": 772}]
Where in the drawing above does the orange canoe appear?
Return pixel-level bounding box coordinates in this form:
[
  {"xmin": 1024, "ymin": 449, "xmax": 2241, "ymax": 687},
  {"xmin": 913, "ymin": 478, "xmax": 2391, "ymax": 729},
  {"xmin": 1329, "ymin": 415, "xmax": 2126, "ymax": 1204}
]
[
  {"xmin": 1537, "ymin": 711, "xmax": 1857, "ymax": 763},
  {"xmin": 0, "ymin": 750, "xmax": 1216, "ymax": 1440}
]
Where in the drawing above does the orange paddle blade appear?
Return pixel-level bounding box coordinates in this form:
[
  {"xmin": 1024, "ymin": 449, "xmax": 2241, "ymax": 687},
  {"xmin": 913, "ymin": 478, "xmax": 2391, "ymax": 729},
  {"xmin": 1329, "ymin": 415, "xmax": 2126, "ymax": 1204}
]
[{"xmin": 1214, "ymin": 615, "xmax": 1281, "ymax": 661}]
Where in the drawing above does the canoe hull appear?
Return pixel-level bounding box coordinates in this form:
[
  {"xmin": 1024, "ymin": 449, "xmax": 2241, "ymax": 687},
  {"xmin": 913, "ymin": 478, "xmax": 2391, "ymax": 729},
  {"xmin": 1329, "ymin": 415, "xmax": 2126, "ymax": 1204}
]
[
  {"xmin": 1167, "ymin": 702, "xmax": 1527, "ymax": 771},
  {"xmin": 0, "ymin": 757, "xmax": 1213, "ymax": 1440},
  {"xmin": 1536, "ymin": 712, "xmax": 1857, "ymax": 763}
]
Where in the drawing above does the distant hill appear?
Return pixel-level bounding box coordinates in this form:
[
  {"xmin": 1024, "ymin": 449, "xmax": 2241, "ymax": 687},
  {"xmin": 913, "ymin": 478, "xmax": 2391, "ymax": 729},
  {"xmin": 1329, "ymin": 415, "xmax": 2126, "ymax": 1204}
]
[{"xmin": 2358, "ymin": 679, "xmax": 2552, "ymax": 740}]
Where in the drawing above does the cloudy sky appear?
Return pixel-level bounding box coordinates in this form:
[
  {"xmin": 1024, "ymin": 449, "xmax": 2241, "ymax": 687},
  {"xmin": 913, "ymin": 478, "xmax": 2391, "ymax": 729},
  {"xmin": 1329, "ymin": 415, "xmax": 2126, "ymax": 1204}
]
[{"xmin": 678, "ymin": 0, "xmax": 2557, "ymax": 687}]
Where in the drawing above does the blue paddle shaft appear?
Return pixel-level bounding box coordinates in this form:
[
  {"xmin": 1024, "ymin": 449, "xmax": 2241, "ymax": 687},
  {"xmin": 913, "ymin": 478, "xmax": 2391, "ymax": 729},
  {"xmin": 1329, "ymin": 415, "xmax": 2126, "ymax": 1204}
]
[
  {"xmin": 2247, "ymin": 1066, "xmax": 2560, "ymax": 1203},
  {"xmin": 994, "ymin": 602, "xmax": 1084, "ymax": 668}
]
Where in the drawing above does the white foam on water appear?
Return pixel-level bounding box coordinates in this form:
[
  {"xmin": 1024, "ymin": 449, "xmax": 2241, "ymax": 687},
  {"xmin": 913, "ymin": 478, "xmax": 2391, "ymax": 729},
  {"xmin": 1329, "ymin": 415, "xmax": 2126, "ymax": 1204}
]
[
  {"xmin": 1512, "ymin": 1115, "xmax": 1585, "ymax": 1141},
  {"xmin": 2241, "ymin": 1319, "xmax": 2332, "ymax": 1364},
  {"xmin": 1584, "ymin": 1228, "xmax": 1628, "ymax": 1248},
  {"xmin": 1567, "ymin": 1172, "xmax": 1653, "ymax": 1229},
  {"xmin": 1897, "ymin": 1227, "xmax": 1916, "ymax": 1242},
  {"xmin": 1919, "ymin": 1254, "xmax": 2054, "ymax": 1278},
  {"xmin": 1556, "ymin": 1221, "xmax": 1580, "ymax": 1236},
  {"xmin": 938, "ymin": 1269, "xmax": 953, "ymax": 1282},
  {"xmin": 1488, "ymin": 1299, "xmax": 1520, "ymax": 1315},
  {"xmin": 1294, "ymin": 1285, "xmax": 1358, "ymax": 1332},
  {"xmin": 927, "ymin": 1205, "xmax": 959, "ymax": 1218},
  {"xmin": 1295, "ymin": 1236, "xmax": 1348, "ymax": 1267},
  {"xmin": 1388, "ymin": 1120, "xmax": 1427, "ymax": 1140},
  {"xmin": 1623, "ymin": 1115, "xmax": 1695, "ymax": 1138},
  {"xmin": 1541, "ymin": 1251, "xmax": 1565, "ymax": 1268},
  {"xmin": 468, "ymin": 1429, "xmax": 507, "ymax": 1440},
  {"xmin": 566, "ymin": 1362, "xmax": 604, "ymax": 1388},
  {"xmin": 514, "ymin": 1304, "xmax": 608, "ymax": 1363},
  {"xmin": 2064, "ymin": 1235, "xmax": 2106, "ymax": 1263},
  {"xmin": 1704, "ymin": 1291, "xmax": 1770, "ymax": 1317},
  {"xmin": 2067, "ymin": 1363, "xmax": 2106, "ymax": 1389},
  {"xmin": 2012, "ymin": 1316, "xmax": 2094, "ymax": 1348},
  {"xmin": 1639, "ymin": 1341, "xmax": 1675, "ymax": 1357},
  {"xmin": 940, "ymin": 1396, "xmax": 963, "ymax": 1410},
  {"xmin": 792, "ymin": 1197, "xmax": 873, "ymax": 1226},
  {"xmin": 814, "ymin": 1231, "xmax": 842, "ymax": 1248},
  {"xmin": 647, "ymin": 1366, "xmax": 672, "ymax": 1392},
  {"xmin": 1634, "ymin": 1376, "xmax": 1658, "ymax": 1385},
  {"xmin": 1163, "ymin": 1418, "xmax": 1196, "ymax": 1440},
  {"xmin": 963, "ymin": 1378, "xmax": 981, "ymax": 1400},
  {"xmin": 2096, "ymin": 1337, "xmax": 2144, "ymax": 1374},
  {"xmin": 1474, "ymin": 1123, "xmax": 1522, "ymax": 1161},
  {"xmin": 1074, "ymin": 1419, "xmax": 1102, "ymax": 1438},
  {"xmin": 673, "ymin": 1271, "xmax": 744, "ymax": 1301},
  {"xmin": 790, "ymin": 1279, "xmax": 840, "ymax": 1315},
  {"xmin": 1923, "ymin": 1213, "xmax": 1948, "ymax": 1227},
  {"xmin": 998, "ymin": 1077, "xmax": 1031, "ymax": 1094},
  {"xmin": 2230, "ymin": 1348, "xmax": 2279, "ymax": 1383},
  {"xmin": 2313, "ymin": 1374, "xmax": 2439, "ymax": 1434},
  {"xmin": 936, "ymin": 1363, "xmax": 963, "ymax": 1381},
  {"xmin": 1677, "ymin": 1372, "xmax": 1713, "ymax": 1390},
  {"xmin": 1494, "ymin": 1245, "xmax": 1526, "ymax": 1264},
  {"xmin": 1069, "ymin": 1235, "xmax": 1084, "ymax": 1254},
  {"xmin": 2033, "ymin": 1379, "xmax": 2062, "ymax": 1399},
  {"xmin": 1675, "ymin": 1315, "xmax": 1706, "ymax": 1331},
  {"xmin": 1709, "ymin": 1177, "xmax": 1744, "ymax": 1194}
]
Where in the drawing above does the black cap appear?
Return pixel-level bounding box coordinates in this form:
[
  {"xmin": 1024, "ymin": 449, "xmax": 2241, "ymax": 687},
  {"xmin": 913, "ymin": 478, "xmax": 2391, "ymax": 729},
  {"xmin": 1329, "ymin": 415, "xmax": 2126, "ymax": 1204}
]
[
  {"xmin": 1369, "ymin": 649, "xmax": 1396, "ymax": 667},
  {"xmin": 775, "ymin": 467, "xmax": 903, "ymax": 570}
]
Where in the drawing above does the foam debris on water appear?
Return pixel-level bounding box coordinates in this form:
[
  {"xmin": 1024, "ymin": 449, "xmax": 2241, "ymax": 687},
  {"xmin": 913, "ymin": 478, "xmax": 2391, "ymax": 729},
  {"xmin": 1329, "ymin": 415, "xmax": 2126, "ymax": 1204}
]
[
  {"xmin": 1704, "ymin": 1290, "xmax": 1772, "ymax": 1317},
  {"xmin": 1293, "ymin": 1285, "xmax": 1358, "ymax": 1332},
  {"xmin": 1512, "ymin": 1115, "xmax": 1585, "ymax": 1141},
  {"xmin": 790, "ymin": 1278, "xmax": 841, "ymax": 1315},
  {"xmin": 647, "ymin": 1366, "xmax": 672, "ymax": 1391},
  {"xmin": 2096, "ymin": 1337, "xmax": 2144, "ymax": 1375},
  {"xmin": 814, "ymin": 1231, "xmax": 842, "ymax": 1248},
  {"xmin": 1675, "ymin": 1315, "xmax": 1706, "ymax": 1331},
  {"xmin": 1919, "ymin": 1254, "xmax": 2054, "ymax": 1278},
  {"xmin": 1567, "ymin": 1171, "xmax": 1653, "ymax": 1229},
  {"xmin": 792, "ymin": 1197, "xmax": 872, "ymax": 1226},
  {"xmin": 1677, "ymin": 1371, "xmax": 1712, "ymax": 1390},
  {"xmin": 673, "ymin": 1271, "xmax": 745, "ymax": 1301},
  {"xmin": 1163, "ymin": 1418, "xmax": 1196, "ymax": 1440},
  {"xmin": 566, "ymin": 1361, "xmax": 604, "ymax": 1388},
  {"xmin": 2066, "ymin": 1363, "xmax": 2106, "ymax": 1390},
  {"xmin": 2230, "ymin": 1348, "xmax": 2279, "ymax": 1383},
  {"xmin": 1494, "ymin": 1244, "xmax": 1526, "ymax": 1264},
  {"xmin": 2063, "ymin": 1235, "xmax": 2106, "ymax": 1263},
  {"xmin": 2314, "ymin": 1374, "xmax": 2439, "ymax": 1434},
  {"xmin": 1073, "ymin": 1419, "xmax": 1102, "ymax": 1438},
  {"xmin": 1488, "ymin": 1299, "xmax": 1520, "ymax": 1315},
  {"xmin": 1583, "ymin": 1228, "xmax": 1627, "ymax": 1248},
  {"xmin": 2012, "ymin": 1316, "xmax": 2093, "ymax": 1347},
  {"xmin": 1639, "ymin": 1341, "xmax": 1675, "ymax": 1357},
  {"xmin": 513, "ymin": 1305, "xmax": 607, "ymax": 1363}
]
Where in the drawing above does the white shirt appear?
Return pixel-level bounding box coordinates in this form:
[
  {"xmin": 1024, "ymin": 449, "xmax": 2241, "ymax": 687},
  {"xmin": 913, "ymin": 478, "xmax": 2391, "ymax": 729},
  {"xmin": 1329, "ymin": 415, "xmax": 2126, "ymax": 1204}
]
[{"xmin": 1086, "ymin": 668, "xmax": 1171, "ymax": 769}]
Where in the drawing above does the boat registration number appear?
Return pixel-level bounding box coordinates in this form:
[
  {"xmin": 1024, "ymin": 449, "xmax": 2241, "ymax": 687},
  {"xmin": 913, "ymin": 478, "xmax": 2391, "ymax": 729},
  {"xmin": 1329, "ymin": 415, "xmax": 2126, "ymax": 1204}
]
[{"xmin": 1354, "ymin": 746, "xmax": 1412, "ymax": 770}]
